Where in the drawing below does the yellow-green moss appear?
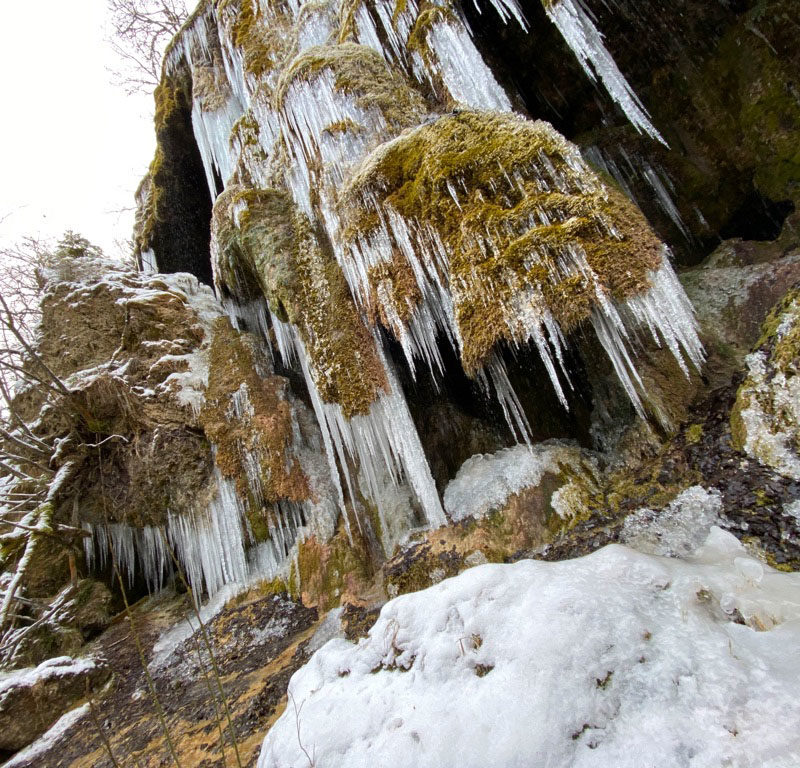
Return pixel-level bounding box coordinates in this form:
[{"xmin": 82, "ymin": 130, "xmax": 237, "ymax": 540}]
[
  {"xmin": 296, "ymin": 524, "xmax": 373, "ymax": 610},
  {"xmin": 730, "ymin": 287, "xmax": 800, "ymax": 451},
  {"xmin": 729, "ymin": 391, "xmax": 749, "ymax": 452},
  {"xmin": 685, "ymin": 423, "xmax": 704, "ymax": 444},
  {"xmin": 200, "ymin": 317, "xmax": 310, "ymax": 540},
  {"xmin": 407, "ymin": 4, "xmax": 457, "ymax": 58},
  {"xmin": 213, "ymin": 185, "xmax": 388, "ymax": 416},
  {"xmin": 343, "ymin": 110, "xmax": 664, "ymax": 375},
  {"xmin": 217, "ymin": 0, "xmax": 282, "ymax": 77},
  {"xmin": 757, "ymin": 287, "xmax": 800, "ymax": 372}
]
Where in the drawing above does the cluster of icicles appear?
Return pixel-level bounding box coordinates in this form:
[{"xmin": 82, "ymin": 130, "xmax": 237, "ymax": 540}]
[
  {"xmin": 117, "ymin": 0, "xmax": 702, "ymax": 600},
  {"xmin": 82, "ymin": 466, "xmax": 313, "ymax": 597}
]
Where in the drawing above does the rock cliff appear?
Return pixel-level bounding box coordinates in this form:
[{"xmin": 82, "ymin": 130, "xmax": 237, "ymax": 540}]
[{"xmin": 1, "ymin": 0, "xmax": 799, "ymax": 765}]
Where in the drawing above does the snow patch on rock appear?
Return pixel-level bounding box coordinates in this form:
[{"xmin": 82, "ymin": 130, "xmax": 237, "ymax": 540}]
[{"xmin": 258, "ymin": 526, "xmax": 800, "ymax": 767}]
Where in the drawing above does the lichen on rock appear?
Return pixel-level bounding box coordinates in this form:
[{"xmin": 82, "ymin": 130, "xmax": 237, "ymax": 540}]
[{"xmin": 731, "ymin": 287, "xmax": 800, "ymax": 480}]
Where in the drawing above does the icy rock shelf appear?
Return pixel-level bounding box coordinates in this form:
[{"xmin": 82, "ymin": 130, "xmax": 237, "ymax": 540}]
[{"xmin": 82, "ymin": 468, "xmax": 320, "ymax": 599}]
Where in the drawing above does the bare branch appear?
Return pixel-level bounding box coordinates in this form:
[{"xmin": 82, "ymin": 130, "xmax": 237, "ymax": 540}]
[{"xmin": 106, "ymin": 0, "xmax": 188, "ymax": 95}]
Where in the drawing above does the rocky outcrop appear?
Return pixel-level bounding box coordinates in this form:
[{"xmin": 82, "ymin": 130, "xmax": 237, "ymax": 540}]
[
  {"xmin": 0, "ymin": 655, "xmax": 110, "ymax": 754},
  {"xmin": 731, "ymin": 286, "xmax": 800, "ymax": 481},
  {"xmin": 4, "ymin": 0, "xmax": 800, "ymax": 764}
]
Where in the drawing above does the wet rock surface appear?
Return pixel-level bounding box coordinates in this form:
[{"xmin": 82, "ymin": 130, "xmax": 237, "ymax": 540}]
[
  {"xmin": 4, "ymin": 589, "xmax": 318, "ymax": 767},
  {"xmin": 0, "ymin": 656, "xmax": 110, "ymax": 755}
]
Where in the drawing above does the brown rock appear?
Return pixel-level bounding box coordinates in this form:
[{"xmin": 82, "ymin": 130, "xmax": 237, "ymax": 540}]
[{"xmin": 0, "ymin": 656, "xmax": 110, "ymax": 753}]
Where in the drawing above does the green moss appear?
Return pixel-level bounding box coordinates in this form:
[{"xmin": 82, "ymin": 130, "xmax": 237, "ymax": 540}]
[
  {"xmin": 217, "ymin": 0, "xmax": 282, "ymax": 77},
  {"xmin": 648, "ymin": 0, "xmax": 800, "ymax": 232},
  {"xmin": 296, "ymin": 524, "xmax": 373, "ymax": 610},
  {"xmin": 406, "ymin": 4, "xmax": 457, "ymax": 58},
  {"xmin": 343, "ymin": 110, "xmax": 664, "ymax": 375},
  {"xmin": 731, "ymin": 287, "xmax": 800, "ymax": 451},
  {"xmin": 213, "ymin": 185, "xmax": 388, "ymax": 417},
  {"xmin": 685, "ymin": 423, "xmax": 704, "ymax": 445},
  {"xmin": 729, "ymin": 390, "xmax": 749, "ymax": 452},
  {"xmin": 200, "ymin": 317, "xmax": 311, "ymax": 543}
]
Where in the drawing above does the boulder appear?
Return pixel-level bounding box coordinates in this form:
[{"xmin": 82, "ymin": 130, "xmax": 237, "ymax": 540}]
[{"xmin": 0, "ymin": 655, "xmax": 110, "ymax": 753}]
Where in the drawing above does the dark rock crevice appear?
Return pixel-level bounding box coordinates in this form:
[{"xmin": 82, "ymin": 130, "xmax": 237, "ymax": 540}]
[{"xmin": 146, "ymin": 63, "xmax": 214, "ymax": 285}]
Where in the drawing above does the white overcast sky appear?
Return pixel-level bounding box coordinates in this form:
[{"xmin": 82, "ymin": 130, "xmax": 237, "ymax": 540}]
[{"xmin": 0, "ymin": 1, "xmax": 157, "ymax": 258}]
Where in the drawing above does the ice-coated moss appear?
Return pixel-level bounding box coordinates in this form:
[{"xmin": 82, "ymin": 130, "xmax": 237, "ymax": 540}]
[
  {"xmin": 213, "ymin": 185, "xmax": 388, "ymax": 417},
  {"xmin": 343, "ymin": 110, "xmax": 664, "ymax": 375},
  {"xmin": 277, "ymin": 43, "xmax": 427, "ymax": 129},
  {"xmin": 216, "ymin": 0, "xmax": 278, "ymax": 78}
]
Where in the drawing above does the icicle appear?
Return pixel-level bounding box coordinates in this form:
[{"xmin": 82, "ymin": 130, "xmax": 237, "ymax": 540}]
[
  {"xmin": 82, "ymin": 522, "xmax": 169, "ymax": 593},
  {"xmin": 590, "ymin": 306, "xmax": 647, "ymax": 420},
  {"xmin": 191, "ymin": 95, "xmax": 245, "ymax": 199},
  {"xmin": 544, "ymin": 0, "xmax": 666, "ymax": 144},
  {"xmin": 480, "ymin": 0, "xmax": 529, "ymax": 31},
  {"xmin": 584, "ymin": 147, "xmax": 689, "ymax": 239},
  {"xmin": 476, "ymin": 354, "xmax": 532, "ymax": 443},
  {"xmin": 296, "ymin": 2, "xmax": 336, "ymax": 52},
  {"xmin": 139, "ymin": 248, "xmax": 157, "ymax": 273},
  {"xmin": 425, "ymin": 22, "xmax": 512, "ymax": 110},
  {"xmin": 280, "ymin": 69, "xmax": 386, "ymax": 215},
  {"xmin": 621, "ymin": 249, "xmax": 704, "ymax": 375},
  {"xmin": 366, "ymin": 0, "xmax": 419, "ymax": 63},
  {"xmin": 167, "ymin": 466, "xmax": 250, "ymax": 596},
  {"xmin": 641, "ymin": 163, "xmax": 690, "ymax": 240},
  {"xmin": 268, "ymin": 314, "xmax": 446, "ymax": 530}
]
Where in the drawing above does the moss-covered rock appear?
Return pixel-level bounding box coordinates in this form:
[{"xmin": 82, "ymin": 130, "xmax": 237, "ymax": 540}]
[
  {"xmin": 212, "ymin": 185, "xmax": 388, "ymax": 416},
  {"xmin": 681, "ymin": 215, "xmax": 800, "ymax": 390},
  {"xmin": 343, "ymin": 110, "xmax": 665, "ymax": 376},
  {"xmin": 295, "ymin": 522, "xmax": 375, "ymax": 610},
  {"xmin": 199, "ymin": 317, "xmax": 311, "ymax": 539},
  {"xmin": 385, "ymin": 441, "xmax": 600, "ymax": 596}
]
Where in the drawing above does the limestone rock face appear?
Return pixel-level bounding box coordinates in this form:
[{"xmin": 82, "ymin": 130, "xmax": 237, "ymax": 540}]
[
  {"xmin": 0, "ymin": 656, "xmax": 110, "ymax": 753},
  {"xmin": 23, "ymin": 254, "xmax": 223, "ymax": 531},
  {"xmin": 2, "ymin": 247, "xmax": 339, "ymax": 618}
]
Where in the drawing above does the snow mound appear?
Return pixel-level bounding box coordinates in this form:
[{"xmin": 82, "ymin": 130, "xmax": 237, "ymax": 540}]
[{"xmin": 259, "ymin": 528, "xmax": 800, "ymax": 768}]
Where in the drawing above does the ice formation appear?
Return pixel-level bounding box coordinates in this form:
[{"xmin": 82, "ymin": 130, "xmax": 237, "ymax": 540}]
[
  {"xmin": 443, "ymin": 441, "xmax": 596, "ymax": 522},
  {"xmin": 583, "ymin": 146, "xmax": 690, "ymax": 239},
  {"xmin": 134, "ymin": 0, "xmax": 701, "ymax": 592},
  {"xmin": 83, "ymin": 467, "xmax": 315, "ymax": 599},
  {"xmin": 0, "ymin": 655, "xmax": 100, "ymax": 694},
  {"xmin": 269, "ymin": 316, "xmax": 446, "ymax": 529},
  {"xmin": 259, "ymin": 527, "xmax": 800, "ymax": 768},
  {"xmin": 621, "ymin": 486, "xmax": 725, "ymax": 557},
  {"xmin": 543, "ymin": 0, "xmax": 665, "ymax": 143}
]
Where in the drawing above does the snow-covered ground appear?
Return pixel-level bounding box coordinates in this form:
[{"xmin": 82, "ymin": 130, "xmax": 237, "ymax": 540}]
[{"xmin": 259, "ymin": 517, "xmax": 800, "ymax": 767}]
